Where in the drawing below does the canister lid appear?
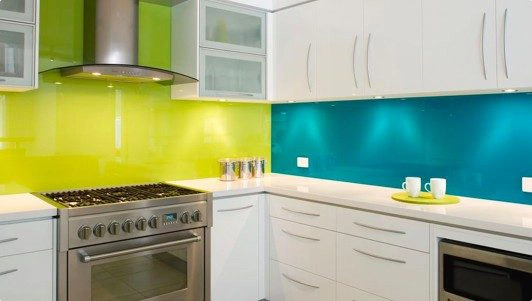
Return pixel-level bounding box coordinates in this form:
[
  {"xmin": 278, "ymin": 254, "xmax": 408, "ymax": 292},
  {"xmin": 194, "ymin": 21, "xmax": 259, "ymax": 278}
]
[
  {"xmin": 219, "ymin": 158, "xmax": 237, "ymax": 163},
  {"xmin": 239, "ymin": 157, "xmax": 255, "ymax": 162}
]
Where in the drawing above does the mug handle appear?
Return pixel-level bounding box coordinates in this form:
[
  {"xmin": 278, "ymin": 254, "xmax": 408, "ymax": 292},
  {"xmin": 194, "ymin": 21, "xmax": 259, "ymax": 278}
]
[
  {"xmin": 424, "ymin": 183, "xmax": 431, "ymax": 192},
  {"xmin": 402, "ymin": 182, "xmax": 406, "ymax": 190}
]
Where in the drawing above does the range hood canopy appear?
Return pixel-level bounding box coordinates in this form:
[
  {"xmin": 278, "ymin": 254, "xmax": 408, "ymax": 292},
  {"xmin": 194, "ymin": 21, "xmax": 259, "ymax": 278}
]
[{"xmin": 57, "ymin": 0, "xmax": 196, "ymax": 85}]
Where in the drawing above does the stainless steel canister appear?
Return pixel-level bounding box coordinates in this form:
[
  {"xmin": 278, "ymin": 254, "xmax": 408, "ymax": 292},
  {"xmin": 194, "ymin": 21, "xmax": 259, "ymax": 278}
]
[
  {"xmin": 252, "ymin": 157, "xmax": 265, "ymax": 178},
  {"xmin": 219, "ymin": 159, "xmax": 240, "ymax": 181},
  {"xmin": 239, "ymin": 158, "xmax": 254, "ymax": 179}
]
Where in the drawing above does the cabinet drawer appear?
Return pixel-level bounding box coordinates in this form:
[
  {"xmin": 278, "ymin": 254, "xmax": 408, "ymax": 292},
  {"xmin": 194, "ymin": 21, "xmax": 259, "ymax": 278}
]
[
  {"xmin": 337, "ymin": 207, "xmax": 429, "ymax": 252},
  {"xmin": 0, "ymin": 249, "xmax": 53, "ymax": 301},
  {"xmin": 270, "ymin": 217, "xmax": 335, "ymax": 279},
  {"xmin": 269, "ymin": 195, "xmax": 336, "ymax": 230},
  {"xmin": 337, "ymin": 233, "xmax": 429, "ymax": 301},
  {"xmin": 337, "ymin": 282, "xmax": 387, "ymax": 301},
  {"xmin": 0, "ymin": 219, "xmax": 53, "ymax": 257},
  {"xmin": 270, "ymin": 259, "xmax": 335, "ymax": 301}
]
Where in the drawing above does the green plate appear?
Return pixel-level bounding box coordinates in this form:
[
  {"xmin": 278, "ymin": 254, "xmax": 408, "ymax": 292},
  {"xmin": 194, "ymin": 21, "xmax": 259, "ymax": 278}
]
[{"xmin": 392, "ymin": 191, "xmax": 460, "ymax": 205}]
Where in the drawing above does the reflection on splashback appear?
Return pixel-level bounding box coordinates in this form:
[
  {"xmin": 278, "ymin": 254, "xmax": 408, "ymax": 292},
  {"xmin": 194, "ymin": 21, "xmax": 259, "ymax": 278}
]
[
  {"xmin": 272, "ymin": 94, "xmax": 532, "ymax": 205},
  {"xmin": 0, "ymin": 72, "xmax": 270, "ymax": 194}
]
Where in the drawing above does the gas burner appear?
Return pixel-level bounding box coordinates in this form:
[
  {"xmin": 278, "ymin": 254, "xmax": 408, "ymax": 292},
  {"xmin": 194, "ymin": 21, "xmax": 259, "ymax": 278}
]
[
  {"xmin": 44, "ymin": 191, "xmax": 111, "ymax": 208},
  {"xmin": 134, "ymin": 183, "xmax": 201, "ymax": 198}
]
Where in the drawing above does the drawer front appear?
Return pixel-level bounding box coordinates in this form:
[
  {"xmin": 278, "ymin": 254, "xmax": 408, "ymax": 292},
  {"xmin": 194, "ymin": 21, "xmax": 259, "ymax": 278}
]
[
  {"xmin": 337, "ymin": 233, "xmax": 429, "ymax": 301},
  {"xmin": 270, "ymin": 260, "xmax": 335, "ymax": 301},
  {"xmin": 270, "ymin": 217, "xmax": 336, "ymax": 279},
  {"xmin": 337, "ymin": 207, "xmax": 429, "ymax": 252},
  {"xmin": 0, "ymin": 219, "xmax": 53, "ymax": 257},
  {"xmin": 337, "ymin": 282, "xmax": 388, "ymax": 301},
  {"xmin": 269, "ymin": 195, "xmax": 336, "ymax": 230},
  {"xmin": 0, "ymin": 249, "xmax": 53, "ymax": 301}
]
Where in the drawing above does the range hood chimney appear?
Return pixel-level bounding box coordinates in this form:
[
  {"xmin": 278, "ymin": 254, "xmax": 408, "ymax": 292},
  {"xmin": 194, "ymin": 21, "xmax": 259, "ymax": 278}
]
[{"xmin": 59, "ymin": 0, "xmax": 196, "ymax": 85}]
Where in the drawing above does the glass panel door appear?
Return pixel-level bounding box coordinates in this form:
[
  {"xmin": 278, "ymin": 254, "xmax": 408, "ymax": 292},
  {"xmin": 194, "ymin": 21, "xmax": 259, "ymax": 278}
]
[
  {"xmin": 0, "ymin": 21, "xmax": 34, "ymax": 88},
  {"xmin": 200, "ymin": 48, "xmax": 265, "ymax": 99},
  {"xmin": 201, "ymin": 0, "xmax": 266, "ymax": 54},
  {"xmin": 0, "ymin": 0, "xmax": 35, "ymax": 23}
]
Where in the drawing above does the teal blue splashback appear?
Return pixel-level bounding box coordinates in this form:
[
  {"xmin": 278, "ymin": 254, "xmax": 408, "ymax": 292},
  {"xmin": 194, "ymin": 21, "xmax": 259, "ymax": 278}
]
[{"xmin": 272, "ymin": 93, "xmax": 532, "ymax": 205}]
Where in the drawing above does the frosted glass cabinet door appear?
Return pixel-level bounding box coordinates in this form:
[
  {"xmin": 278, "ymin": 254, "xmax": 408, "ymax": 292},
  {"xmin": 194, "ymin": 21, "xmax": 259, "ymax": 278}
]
[
  {"xmin": 200, "ymin": 49, "xmax": 266, "ymax": 99},
  {"xmin": 201, "ymin": 0, "xmax": 266, "ymax": 55},
  {"xmin": 0, "ymin": 21, "xmax": 34, "ymax": 88},
  {"xmin": 0, "ymin": 0, "xmax": 35, "ymax": 23}
]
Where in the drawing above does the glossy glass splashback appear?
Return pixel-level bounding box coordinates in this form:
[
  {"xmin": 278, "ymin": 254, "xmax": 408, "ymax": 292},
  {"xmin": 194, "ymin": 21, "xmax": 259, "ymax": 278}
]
[{"xmin": 272, "ymin": 94, "xmax": 532, "ymax": 205}]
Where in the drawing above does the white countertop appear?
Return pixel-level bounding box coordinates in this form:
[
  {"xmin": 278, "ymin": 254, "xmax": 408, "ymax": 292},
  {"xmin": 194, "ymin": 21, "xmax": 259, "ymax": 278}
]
[
  {"xmin": 0, "ymin": 193, "xmax": 57, "ymax": 223},
  {"xmin": 169, "ymin": 174, "xmax": 532, "ymax": 239}
]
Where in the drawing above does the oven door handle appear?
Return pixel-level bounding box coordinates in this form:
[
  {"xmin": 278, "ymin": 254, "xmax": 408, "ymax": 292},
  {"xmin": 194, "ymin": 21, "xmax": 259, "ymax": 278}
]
[{"xmin": 79, "ymin": 234, "xmax": 202, "ymax": 263}]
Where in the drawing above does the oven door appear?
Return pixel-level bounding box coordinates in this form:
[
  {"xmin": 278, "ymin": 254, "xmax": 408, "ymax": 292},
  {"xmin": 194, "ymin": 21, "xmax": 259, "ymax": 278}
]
[{"xmin": 68, "ymin": 228, "xmax": 204, "ymax": 301}]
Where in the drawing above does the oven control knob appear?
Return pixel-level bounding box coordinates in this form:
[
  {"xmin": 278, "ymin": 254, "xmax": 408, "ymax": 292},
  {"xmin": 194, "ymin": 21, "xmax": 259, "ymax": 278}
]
[
  {"xmin": 108, "ymin": 221, "xmax": 120, "ymax": 235},
  {"xmin": 136, "ymin": 217, "xmax": 147, "ymax": 231},
  {"xmin": 78, "ymin": 225, "xmax": 92, "ymax": 240},
  {"xmin": 148, "ymin": 216, "xmax": 160, "ymax": 229},
  {"xmin": 180, "ymin": 211, "xmax": 190, "ymax": 224},
  {"xmin": 122, "ymin": 219, "xmax": 134, "ymax": 233},
  {"xmin": 191, "ymin": 210, "xmax": 201, "ymax": 222},
  {"xmin": 93, "ymin": 223, "xmax": 106, "ymax": 238}
]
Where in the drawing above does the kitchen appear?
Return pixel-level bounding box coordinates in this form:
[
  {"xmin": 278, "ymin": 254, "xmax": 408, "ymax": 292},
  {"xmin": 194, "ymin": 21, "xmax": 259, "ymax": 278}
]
[{"xmin": 0, "ymin": 0, "xmax": 530, "ymax": 300}]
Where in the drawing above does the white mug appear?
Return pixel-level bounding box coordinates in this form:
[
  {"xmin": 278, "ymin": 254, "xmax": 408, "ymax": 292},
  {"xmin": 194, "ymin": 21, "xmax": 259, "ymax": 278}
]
[
  {"xmin": 424, "ymin": 178, "xmax": 446, "ymax": 199},
  {"xmin": 402, "ymin": 177, "xmax": 421, "ymax": 197}
]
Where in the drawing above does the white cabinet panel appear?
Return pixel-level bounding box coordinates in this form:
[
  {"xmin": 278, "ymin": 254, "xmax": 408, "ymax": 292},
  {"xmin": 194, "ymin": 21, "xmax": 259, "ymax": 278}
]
[
  {"xmin": 269, "ymin": 217, "xmax": 336, "ymax": 279},
  {"xmin": 270, "ymin": 259, "xmax": 335, "ymax": 301},
  {"xmin": 337, "ymin": 233, "xmax": 429, "ymax": 301},
  {"xmin": 0, "ymin": 21, "xmax": 34, "ymax": 90},
  {"xmin": 0, "ymin": 0, "xmax": 35, "ymax": 23},
  {"xmin": 211, "ymin": 196, "xmax": 260, "ymax": 301},
  {"xmin": 363, "ymin": 0, "xmax": 423, "ymax": 96},
  {"xmin": 337, "ymin": 282, "xmax": 388, "ymax": 301},
  {"xmin": 0, "ymin": 219, "xmax": 53, "ymax": 258},
  {"xmin": 317, "ymin": 0, "xmax": 365, "ymax": 99},
  {"xmin": 0, "ymin": 249, "xmax": 53, "ymax": 301},
  {"xmin": 273, "ymin": 2, "xmax": 317, "ymax": 101},
  {"xmin": 423, "ymin": 0, "xmax": 497, "ymax": 92},
  {"xmin": 269, "ymin": 194, "xmax": 336, "ymax": 230},
  {"xmin": 496, "ymin": 0, "xmax": 532, "ymax": 89}
]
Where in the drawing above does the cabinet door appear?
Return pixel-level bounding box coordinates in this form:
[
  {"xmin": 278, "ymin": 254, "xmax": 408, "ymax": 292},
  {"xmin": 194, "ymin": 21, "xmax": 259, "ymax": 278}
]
[
  {"xmin": 211, "ymin": 196, "xmax": 259, "ymax": 301},
  {"xmin": 273, "ymin": 2, "xmax": 317, "ymax": 101},
  {"xmin": 496, "ymin": 0, "xmax": 532, "ymax": 89},
  {"xmin": 0, "ymin": 21, "xmax": 34, "ymax": 90},
  {"xmin": 0, "ymin": 0, "xmax": 34, "ymax": 23},
  {"xmin": 317, "ymin": 0, "xmax": 365, "ymax": 99},
  {"xmin": 201, "ymin": 0, "xmax": 266, "ymax": 55},
  {"xmin": 363, "ymin": 0, "xmax": 423, "ymax": 96},
  {"xmin": 200, "ymin": 48, "xmax": 266, "ymax": 99},
  {"xmin": 423, "ymin": 0, "xmax": 496, "ymax": 92}
]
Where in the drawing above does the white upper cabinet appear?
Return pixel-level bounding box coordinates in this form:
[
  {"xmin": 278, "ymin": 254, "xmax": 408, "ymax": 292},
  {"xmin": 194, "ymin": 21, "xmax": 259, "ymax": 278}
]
[
  {"xmin": 496, "ymin": 0, "xmax": 532, "ymax": 90},
  {"xmin": 0, "ymin": 0, "xmax": 35, "ymax": 23},
  {"xmin": 423, "ymin": 0, "xmax": 497, "ymax": 92},
  {"xmin": 0, "ymin": 20, "xmax": 35, "ymax": 91},
  {"xmin": 363, "ymin": 0, "xmax": 423, "ymax": 96},
  {"xmin": 273, "ymin": 1, "xmax": 317, "ymax": 101},
  {"xmin": 317, "ymin": 0, "xmax": 364, "ymax": 99}
]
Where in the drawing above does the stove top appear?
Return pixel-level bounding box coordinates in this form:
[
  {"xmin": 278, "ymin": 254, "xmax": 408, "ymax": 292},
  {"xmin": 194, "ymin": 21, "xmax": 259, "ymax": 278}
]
[{"xmin": 43, "ymin": 183, "xmax": 203, "ymax": 208}]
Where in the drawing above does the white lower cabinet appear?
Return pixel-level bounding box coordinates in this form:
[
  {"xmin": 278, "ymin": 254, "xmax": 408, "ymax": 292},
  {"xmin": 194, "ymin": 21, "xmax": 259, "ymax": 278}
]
[
  {"xmin": 337, "ymin": 233, "xmax": 429, "ymax": 301},
  {"xmin": 269, "ymin": 260, "xmax": 335, "ymax": 301},
  {"xmin": 210, "ymin": 195, "xmax": 260, "ymax": 301},
  {"xmin": 337, "ymin": 282, "xmax": 388, "ymax": 301},
  {"xmin": 0, "ymin": 249, "xmax": 53, "ymax": 301}
]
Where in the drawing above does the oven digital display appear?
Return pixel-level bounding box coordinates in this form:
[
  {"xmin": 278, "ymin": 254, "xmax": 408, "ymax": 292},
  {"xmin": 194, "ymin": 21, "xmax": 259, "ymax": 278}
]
[{"xmin": 164, "ymin": 213, "xmax": 178, "ymax": 222}]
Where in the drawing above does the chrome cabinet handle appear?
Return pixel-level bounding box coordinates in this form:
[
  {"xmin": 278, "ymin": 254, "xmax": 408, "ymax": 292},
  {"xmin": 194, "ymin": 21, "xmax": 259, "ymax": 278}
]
[
  {"xmin": 481, "ymin": 12, "xmax": 487, "ymax": 80},
  {"xmin": 353, "ymin": 248, "xmax": 406, "ymax": 264},
  {"xmin": 352, "ymin": 222, "xmax": 406, "ymax": 235},
  {"xmin": 79, "ymin": 234, "xmax": 201, "ymax": 263},
  {"xmin": 352, "ymin": 35, "xmax": 359, "ymax": 88},
  {"xmin": 282, "ymin": 273, "xmax": 320, "ymax": 289},
  {"xmin": 0, "ymin": 269, "xmax": 18, "ymax": 276},
  {"xmin": 219, "ymin": 92, "xmax": 255, "ymax": 97},
  {"xmin": 217, "ymin": 205, "xmax": 254, "ymax": 212},
  {"xmin": 0, "ymin": 237, "xmax": 18, "ymax": 244},
  {"xmin": 281, "ymin": 207, "xmax": 320, "ymax": 217},
  {"xmin": 306, "ymin": 43, "xmax": 312, "ymax": 94},
  {"xmin": 503, "ymin": 8, "xmax": 509, "ymax": 79},
  {"xmin": 366, "ymin": 33, "xmax": 372, "ymax": 88},
  {"xmin": 281, "ymin": 229, "xmax": 320, "ymax": 241}
]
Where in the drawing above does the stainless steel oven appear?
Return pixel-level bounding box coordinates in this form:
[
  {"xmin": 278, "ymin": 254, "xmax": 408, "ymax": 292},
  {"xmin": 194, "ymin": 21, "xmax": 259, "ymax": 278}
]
[
  {"xmin": 439, "ymin": 239, "xmax": 532, "ymax": 301},
  {"xmin": 68, "ymin": 228, "xmax": 204, "ymax": 301}
]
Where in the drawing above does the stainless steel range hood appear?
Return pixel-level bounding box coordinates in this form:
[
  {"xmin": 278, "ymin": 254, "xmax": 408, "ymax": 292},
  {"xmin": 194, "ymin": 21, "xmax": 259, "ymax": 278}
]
[{"xmin": 58, "ymin": 0, "xmax": 196, "ymax": 85}]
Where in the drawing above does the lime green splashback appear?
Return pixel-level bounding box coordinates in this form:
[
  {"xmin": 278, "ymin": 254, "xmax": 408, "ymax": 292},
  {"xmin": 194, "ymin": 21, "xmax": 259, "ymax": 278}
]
[{"xmin": 0, "ymin": 1, "xmax": 271, "ymax": 194}]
